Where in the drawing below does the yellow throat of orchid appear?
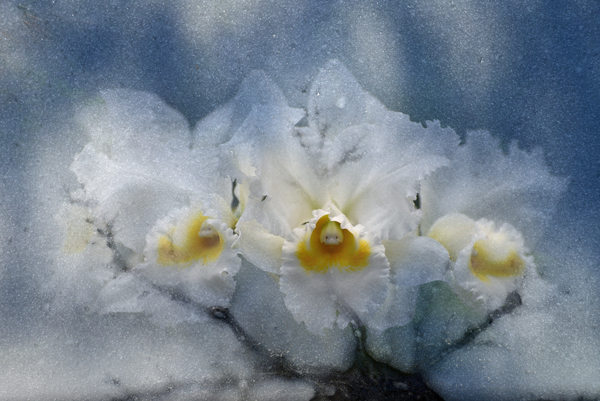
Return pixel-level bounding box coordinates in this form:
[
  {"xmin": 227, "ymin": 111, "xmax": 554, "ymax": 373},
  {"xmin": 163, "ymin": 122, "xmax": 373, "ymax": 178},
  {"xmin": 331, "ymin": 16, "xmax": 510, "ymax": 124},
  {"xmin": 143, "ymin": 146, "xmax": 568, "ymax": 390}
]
[
  {"xmin": 157, "ymin": 211, "xmax": 224, "ymax": 266},
  {"xmin": 428, "ymin": 214, "xmax": 526, "ymax": 282},
  {"xmin": 296, "ymin": 215, "xmax": 370, "ymax": 273},
  {"xmin": 469, "ymin": 233, "xmax": 525, "ymax": 281}
]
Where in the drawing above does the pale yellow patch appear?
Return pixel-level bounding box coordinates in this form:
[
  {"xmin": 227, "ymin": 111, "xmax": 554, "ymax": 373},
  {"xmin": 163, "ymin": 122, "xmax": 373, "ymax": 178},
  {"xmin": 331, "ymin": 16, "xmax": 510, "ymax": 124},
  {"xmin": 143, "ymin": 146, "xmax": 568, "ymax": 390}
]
[
  {"xmin": 428, "ymin": 213, "xmax": 477, "ymax": 261},
  {"xmin": 469, "ymin": 234, "xmax": 525, "ymax": 281},
  {"xmin": 62, "ymin": 205, "xmax": 95, "ymax": 254},
  {"xmin": 267, "ymin": 272, "xmax": 281, "ymax": 284},
  {"xmin": 296, "ymin": 215, "xmax": 370, "ymax": 273},
  {"xmin": 157, "ymin": 211, "xmax": 224, "ymax": 266},
  {"xmin": 429, "ymin": 213, "xmax": 526, "ymax": 282}
]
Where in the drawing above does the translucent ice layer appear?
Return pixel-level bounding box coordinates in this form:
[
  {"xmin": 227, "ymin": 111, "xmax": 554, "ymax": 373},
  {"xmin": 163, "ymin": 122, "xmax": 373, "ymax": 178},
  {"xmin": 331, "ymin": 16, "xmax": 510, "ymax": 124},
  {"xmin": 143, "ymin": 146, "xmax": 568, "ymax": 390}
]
[{"xmin": 55, "ymin": 59, "xmax": 577, "ymax": 400}]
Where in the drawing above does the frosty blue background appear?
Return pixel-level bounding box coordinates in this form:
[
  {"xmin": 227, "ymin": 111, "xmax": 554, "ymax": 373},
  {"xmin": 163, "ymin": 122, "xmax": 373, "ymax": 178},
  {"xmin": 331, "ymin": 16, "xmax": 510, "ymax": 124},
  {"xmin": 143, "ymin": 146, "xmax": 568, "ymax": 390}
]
[{"xmin": 0, "ymin": 0, "xmax": 598, "ymax": 399}]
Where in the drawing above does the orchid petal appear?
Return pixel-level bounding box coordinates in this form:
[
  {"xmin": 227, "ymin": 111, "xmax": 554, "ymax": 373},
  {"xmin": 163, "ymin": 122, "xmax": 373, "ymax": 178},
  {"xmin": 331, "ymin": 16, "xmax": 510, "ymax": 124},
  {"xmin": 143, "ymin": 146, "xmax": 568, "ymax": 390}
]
[
  {"xmin": 98, "ymin": 274, "xmax": 207, "ymax": 326},
  {"xmin": 234, "ymin": 109, "xmax": 325, "ymax": 236},
  {"xmin": 220, "ymin": 102, "xmax": 306, "ymax": 181},
  {"xmin": 420, "ymin": 131, "xmax": 567, "ymax": 244},
  {"xmin": 71, "ymin": 144, "xmax": 193, "ymax": 254},
  {"xmin": 452, "ymin": 219, "xmax": 535, "ymax": 312},
  {"xmin": 429, "ymin": 213, "xmax": 536, "ymax": 312},
  {"xmin": 384, "ymin": 236, "xmax": 450, "ymax": 287},
  {"xmin": 326, "ymin": 114, "xmax": 457, "ymax": 240},
  {"xmin": 193, "ymin": 70, "xmax": 289, "ymax": 148},
  {"xmin": 308, "ymin": 59, "xmax": 387, "ymax": 139},
  {"xmin": 234, "ymin": 220, "xmax": 285, "ymax": 274},
  {"xmin": 72, "ymin": 91, "xmax": 234, "ymax": 255},
  {"xmin": 369, "ymin": 284, "xmax": 419, "ymax": 333},
  {"xmin": 87, "ymin": 89, "xmax": 192, "ymax": 162}
]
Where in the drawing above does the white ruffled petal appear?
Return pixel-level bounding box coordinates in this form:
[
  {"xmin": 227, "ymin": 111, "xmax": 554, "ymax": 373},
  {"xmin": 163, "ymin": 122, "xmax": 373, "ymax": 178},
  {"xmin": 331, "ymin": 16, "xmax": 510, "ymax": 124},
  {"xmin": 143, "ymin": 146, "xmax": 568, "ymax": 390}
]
[
  {"xmin": 81, "ymin": 89, "xmax": 192, "ymax": 162},
  {"xmin": 331, "ymin": 252, "xmax": 392, "ymax": 325},
  {"xmin": 71, "ymin": 145, "xmax": 193, "ymax": 254},
  {"xmin": 72, "ymin": 91, "xmax": 235, "ymax": 256},
  {"xmin": 326, "ymin": 114, "xmax": 457, "ymax": 240},
  {"xmin": 279, "ymin": 257, "xmax": 341, "ymax": 334},
  {"xmin": 219, "ymin": 100, "xmax": 306, "ymax": 182},
  {"xmin": 198, "ymin": 73, "xmax": 306, "ymax": 187},
  {"xmin": 76, "ymin": 89, "xmax": 230, "ymax": 193},
  {"xmin": 455, "ymin": 220, "xmax": 534, "ymax": 312},
  {"xmin": 420, "ymin": 131, "xmax": 567, "ymax": 244},
  {"xmin": 307, "ymin": 59, "xmax": 387, "ymax": 139},
  {"xmin": 335, "ymin": 164, "xmax": 421, "ymax": 241}
]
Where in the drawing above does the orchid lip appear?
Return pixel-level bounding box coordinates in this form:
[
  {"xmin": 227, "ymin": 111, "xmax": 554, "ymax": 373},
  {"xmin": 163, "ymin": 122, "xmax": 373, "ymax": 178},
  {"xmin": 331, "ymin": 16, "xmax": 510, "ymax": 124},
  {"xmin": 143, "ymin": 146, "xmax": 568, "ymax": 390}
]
[
  {"xmin": 157, "ymin": 211, "xmax": 224, "ymax": 267},
  {"xmin": 469, "ymin": 236, "xmax": 525, "ymax": 281},
  {"xmin": 296, "ymin": 213, "xmax": 370, "ymax": 274}
]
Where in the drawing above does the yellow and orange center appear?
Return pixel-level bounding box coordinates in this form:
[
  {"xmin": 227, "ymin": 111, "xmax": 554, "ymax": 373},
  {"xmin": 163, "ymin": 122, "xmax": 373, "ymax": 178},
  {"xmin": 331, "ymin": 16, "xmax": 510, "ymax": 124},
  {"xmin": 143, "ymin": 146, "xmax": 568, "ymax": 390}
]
[
  {"xmin": 296, "ymin": 215, "xmax": 370, "ymax": 273},
  {"xmin": 157, "ymin": 211, "xmax": 224, "ymax": 267},
  {"xmin": 469, "ymin": 235, "xmax": 525, "ymax": 281}
]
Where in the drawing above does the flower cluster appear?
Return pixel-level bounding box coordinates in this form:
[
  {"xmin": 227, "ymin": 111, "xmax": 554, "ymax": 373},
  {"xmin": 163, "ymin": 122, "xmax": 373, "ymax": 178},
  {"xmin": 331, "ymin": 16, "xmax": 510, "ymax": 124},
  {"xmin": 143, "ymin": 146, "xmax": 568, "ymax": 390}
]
[{"xmin": 62, "ymin": 60, "xmax": 566, "ymax": 336}]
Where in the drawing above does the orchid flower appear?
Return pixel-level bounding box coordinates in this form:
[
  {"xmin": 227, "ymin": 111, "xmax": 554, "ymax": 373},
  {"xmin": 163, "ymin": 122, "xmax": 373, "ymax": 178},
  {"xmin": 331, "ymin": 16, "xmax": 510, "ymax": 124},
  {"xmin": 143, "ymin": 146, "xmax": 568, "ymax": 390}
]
[
  {"xmin": 427, "ymin": 213, "xmax": 534, "ymax": 311},
  {"xmin": 420, "ymin": 132, "xmax": 567, "ymax": 311},
  {"xmin": 231, "ymin": 60, "xmax": 456, "ymax": 334},
  {"xmin": 68, "ymin": 89, "xmax": 240, "ymax": 310}
]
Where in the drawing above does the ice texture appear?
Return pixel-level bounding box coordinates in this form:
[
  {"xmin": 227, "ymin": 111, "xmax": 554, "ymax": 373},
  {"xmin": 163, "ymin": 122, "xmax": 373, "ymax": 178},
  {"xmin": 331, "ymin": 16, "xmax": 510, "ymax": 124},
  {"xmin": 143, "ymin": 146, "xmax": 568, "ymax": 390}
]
[{"xmin": 0, "ymin": 0, "xmax": 598, "ymax": 400}]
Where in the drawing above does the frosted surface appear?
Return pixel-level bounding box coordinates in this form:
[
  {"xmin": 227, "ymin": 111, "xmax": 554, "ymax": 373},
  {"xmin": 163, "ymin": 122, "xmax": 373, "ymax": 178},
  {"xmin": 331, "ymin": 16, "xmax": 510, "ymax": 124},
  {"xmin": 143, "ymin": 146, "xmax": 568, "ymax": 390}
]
[{"xmin": 0, "ymin": 1, "xmax": 598, "ymax": 400}]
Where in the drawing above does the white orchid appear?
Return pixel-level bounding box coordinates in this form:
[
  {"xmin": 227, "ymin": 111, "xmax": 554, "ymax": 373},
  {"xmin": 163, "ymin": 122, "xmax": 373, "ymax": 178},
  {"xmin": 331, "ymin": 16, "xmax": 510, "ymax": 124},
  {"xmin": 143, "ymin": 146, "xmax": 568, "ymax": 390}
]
[
  {"xmin": 231, "ymin": 60, "xmax": 455, "ymax": 334},
  {"xmin": 420, "ymin": 132, "xmax": 567, "ymax": 311},
  {"xmin": 427, "ymin": 213, "xmax": 534, "ymax": 311},
  {"xmin": 68, "ymin": 89, "xmax": 240, "ymax": 311}
]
